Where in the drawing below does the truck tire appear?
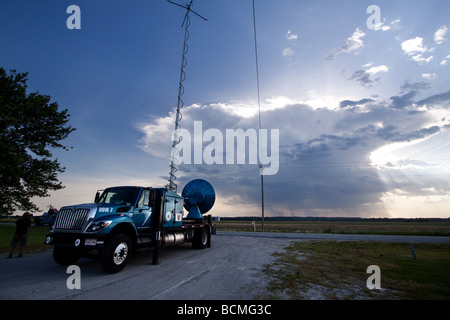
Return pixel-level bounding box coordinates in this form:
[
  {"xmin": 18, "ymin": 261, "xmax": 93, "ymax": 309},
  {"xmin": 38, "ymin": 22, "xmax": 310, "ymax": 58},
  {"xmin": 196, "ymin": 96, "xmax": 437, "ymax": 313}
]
[
  {"xmin": 192, "ymin": 228, "xmax": 209, "ymax": 249},
  {"xmin": 53, "ymin": 246, "xmax": 81, "ymax": 266},
  {"xmin": 101, "ymin": 234, "xmax": 131, "ymax": 274}
]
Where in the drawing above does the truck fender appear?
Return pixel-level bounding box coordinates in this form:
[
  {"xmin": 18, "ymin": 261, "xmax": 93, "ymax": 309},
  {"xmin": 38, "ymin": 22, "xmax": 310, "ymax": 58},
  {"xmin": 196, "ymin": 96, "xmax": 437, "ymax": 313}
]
[{"xmin": 109, "ymin": 222, "xmax": 139, "ymax": 249}]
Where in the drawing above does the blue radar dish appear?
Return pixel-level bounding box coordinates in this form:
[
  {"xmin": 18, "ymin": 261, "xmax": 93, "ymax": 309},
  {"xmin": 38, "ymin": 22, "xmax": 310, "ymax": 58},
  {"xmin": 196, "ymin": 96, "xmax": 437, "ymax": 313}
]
[{"xmin": 182, "ymin": 179, "xmax": 215, "ymax": 219}]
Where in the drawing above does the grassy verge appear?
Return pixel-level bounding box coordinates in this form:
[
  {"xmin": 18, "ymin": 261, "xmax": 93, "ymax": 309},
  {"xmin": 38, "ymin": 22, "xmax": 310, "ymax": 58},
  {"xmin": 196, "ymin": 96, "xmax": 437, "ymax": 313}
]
[
  {"xmin": 0, "ymin": 224, "xmax": 50, "ymax": 254},
  {"xmin": 260, "ymin": 241, "xmax": 450, "ymax": 300}
]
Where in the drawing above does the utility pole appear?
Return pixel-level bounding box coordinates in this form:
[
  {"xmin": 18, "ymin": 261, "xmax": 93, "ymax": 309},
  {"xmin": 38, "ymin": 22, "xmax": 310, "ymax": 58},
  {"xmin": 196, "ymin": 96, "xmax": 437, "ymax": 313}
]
[{"xmin": 260, "ymin": 165, "xmax": 265, "ymax": 232}]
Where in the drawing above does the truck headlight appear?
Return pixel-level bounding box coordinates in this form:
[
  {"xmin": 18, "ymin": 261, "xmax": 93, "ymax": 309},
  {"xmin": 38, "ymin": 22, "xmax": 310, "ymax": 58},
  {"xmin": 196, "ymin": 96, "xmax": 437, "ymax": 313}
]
[{"xmin": 86, "ymin": 220, "xmax": 112, "ymax": 232}]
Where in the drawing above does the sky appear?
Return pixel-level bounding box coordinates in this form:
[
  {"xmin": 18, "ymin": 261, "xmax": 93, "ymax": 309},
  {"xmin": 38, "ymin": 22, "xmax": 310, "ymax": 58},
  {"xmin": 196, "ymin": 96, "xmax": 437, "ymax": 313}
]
[{"xmin": 1, "ymin": 0, "xmax": 449, "ymax": 218}]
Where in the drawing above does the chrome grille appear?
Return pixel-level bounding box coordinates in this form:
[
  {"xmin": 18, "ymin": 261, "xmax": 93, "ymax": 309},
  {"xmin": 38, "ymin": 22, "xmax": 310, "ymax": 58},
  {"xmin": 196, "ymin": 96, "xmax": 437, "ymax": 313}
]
[{"xmin": 55, "ymin": 208, "xmax": 90, "ymax": 230}]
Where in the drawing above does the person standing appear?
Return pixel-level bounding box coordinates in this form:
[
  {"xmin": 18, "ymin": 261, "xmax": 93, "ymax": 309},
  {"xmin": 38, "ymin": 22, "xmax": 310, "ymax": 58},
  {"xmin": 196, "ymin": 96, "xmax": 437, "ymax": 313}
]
[{"xmin": 8, "ymin": 212, "xmax": 32, "ymax": 258}]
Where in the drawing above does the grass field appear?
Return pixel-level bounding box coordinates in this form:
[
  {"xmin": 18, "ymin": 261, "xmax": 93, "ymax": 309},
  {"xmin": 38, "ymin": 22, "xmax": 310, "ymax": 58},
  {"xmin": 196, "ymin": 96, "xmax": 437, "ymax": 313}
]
[
  {"xmin": 260, "ymin": 241, "xmax": 450, "ymax": 300},
  {"xmin": 0, "ymin": 224, "xmax": 49, "ymax": 254},
  {"xmin": 215, "ymin": 219, "xmax": 450, "ymax": 236}
]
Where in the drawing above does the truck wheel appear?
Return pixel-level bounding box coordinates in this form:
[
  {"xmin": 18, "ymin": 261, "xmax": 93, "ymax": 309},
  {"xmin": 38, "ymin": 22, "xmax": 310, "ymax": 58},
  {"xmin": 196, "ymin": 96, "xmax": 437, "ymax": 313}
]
[
  {"xmin": 192, "ymin": 228, "xmax": 209, "ymax": 249},
  {"xmin": 53, "ymin": 246, "xmax": 81, "ymax": 266},
  {"xmin": 101, "ymin": 234, "xmax": 131, "ymax": 274}
]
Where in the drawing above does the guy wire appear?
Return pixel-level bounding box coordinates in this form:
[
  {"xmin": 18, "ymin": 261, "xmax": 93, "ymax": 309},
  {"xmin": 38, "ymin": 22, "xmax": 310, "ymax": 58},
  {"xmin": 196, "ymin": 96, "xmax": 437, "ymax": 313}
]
[
  {"xmin": 252, "ymin": 0, "xmax": 265, "ymax": 232},
  {"xmin": 252, "ymin": 0, "xmax": 263, "ymax": 134}
]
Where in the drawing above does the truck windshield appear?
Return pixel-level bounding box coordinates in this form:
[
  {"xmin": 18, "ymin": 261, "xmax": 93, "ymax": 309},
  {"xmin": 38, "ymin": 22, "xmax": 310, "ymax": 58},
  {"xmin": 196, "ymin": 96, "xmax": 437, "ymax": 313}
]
[{"xmin": 97, "ymin": 187, "xmax": 141, "ymax": 206}]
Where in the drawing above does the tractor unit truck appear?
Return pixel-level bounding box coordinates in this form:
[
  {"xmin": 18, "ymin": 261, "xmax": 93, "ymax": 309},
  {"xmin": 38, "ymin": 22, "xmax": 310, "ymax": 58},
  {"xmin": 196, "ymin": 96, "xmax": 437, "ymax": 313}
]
[{"xmin": 45, "ymin": 179, "xmax": 216, "ymax": 273}]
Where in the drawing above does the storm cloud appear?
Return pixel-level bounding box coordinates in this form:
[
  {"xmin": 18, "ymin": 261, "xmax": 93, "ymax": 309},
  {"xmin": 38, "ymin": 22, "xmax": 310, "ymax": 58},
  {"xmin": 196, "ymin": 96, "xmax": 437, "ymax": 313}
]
[{"xmin": 138, "ymin": 87, "xmax": 450, "ymax": 217}]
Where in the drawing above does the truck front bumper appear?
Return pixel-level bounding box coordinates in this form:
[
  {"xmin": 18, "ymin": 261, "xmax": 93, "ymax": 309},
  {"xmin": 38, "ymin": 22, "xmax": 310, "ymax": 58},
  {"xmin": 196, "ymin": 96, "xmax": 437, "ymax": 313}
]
[{"xmin": 45, "ymin": 232, "xmax": 109, "ymax": 250}]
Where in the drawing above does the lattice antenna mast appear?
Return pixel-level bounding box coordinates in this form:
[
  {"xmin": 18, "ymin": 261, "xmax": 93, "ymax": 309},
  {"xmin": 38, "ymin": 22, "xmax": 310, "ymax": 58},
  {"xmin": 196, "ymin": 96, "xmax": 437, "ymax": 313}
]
[{"xmin": 167, "ymin": 0, "xmax": 207, "ymax": 192}]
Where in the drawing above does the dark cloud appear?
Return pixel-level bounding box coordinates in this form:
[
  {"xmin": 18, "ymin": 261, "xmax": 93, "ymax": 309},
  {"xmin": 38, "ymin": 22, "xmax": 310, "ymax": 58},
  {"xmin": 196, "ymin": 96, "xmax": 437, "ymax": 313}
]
[
  {"xmin": 389, "ymin": 91, "xmax": 418, "ymax": 109},
  {"xmin": 349, "ymin": 70, "xmax": 380, "ymax": 87},
  {"xmin": 400, "ymin": 80, "xmax": 431, "ymax": 93},
  {"xmin": 339, "ymin": 98, "xmax": 375, "ymax": 109},
  {"xmin": 390, "ymin": 87, "xmax": 450, "ymax": 110},
  {"xmin": 348, "ymin": 65, "xmax": 389, "ymax": 88},
  {"xmin": 417, "ymin": 90, "xmax": 450, "ymax": 107},
  {"xmin": 391, "ymin": 126, "xmax": 441, "ymax": 142}
]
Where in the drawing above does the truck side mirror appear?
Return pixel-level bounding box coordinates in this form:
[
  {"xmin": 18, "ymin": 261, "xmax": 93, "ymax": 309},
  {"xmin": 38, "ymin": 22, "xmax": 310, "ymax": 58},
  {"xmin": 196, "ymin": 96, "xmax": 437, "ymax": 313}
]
[
  {"xmin": 94, "ymin": 191, "xmax": 101, "ymax": 203},
  {"xmin": 147, "ymin": 190, "xmax": 155, "ymax": 207}
]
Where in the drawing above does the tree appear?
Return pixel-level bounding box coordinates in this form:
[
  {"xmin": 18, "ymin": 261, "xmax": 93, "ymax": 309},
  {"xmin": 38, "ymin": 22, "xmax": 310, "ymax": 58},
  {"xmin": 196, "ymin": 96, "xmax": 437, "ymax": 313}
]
[{"xmin": 0, "ymin": 68, "xmax": 76, "ymax": 215}]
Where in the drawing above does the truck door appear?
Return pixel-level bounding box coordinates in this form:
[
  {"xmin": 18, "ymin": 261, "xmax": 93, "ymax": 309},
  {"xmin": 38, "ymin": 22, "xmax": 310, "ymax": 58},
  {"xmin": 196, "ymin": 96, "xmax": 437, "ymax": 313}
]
[{"xmin": 133, "ymin": 189, "xmax": 152, "ymax": 232}]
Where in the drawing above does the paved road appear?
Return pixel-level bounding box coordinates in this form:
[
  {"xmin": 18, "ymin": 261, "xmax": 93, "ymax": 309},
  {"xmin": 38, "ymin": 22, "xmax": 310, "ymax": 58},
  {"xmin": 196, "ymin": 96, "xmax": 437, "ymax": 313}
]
[
  {"xmin": 1, "ymin": 232, "xmax": 449, "ymax": 300},
  {"xmin": 217, "ymin": 231, "xmax": 450, "ymax": 243}
]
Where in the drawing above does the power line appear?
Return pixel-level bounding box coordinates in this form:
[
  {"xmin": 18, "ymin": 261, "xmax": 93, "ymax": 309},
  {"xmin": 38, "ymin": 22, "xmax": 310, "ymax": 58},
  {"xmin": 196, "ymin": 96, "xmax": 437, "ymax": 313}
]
[{"xmin": 252, "ymin": 0, "xmax": 262, "ymax": 134}]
